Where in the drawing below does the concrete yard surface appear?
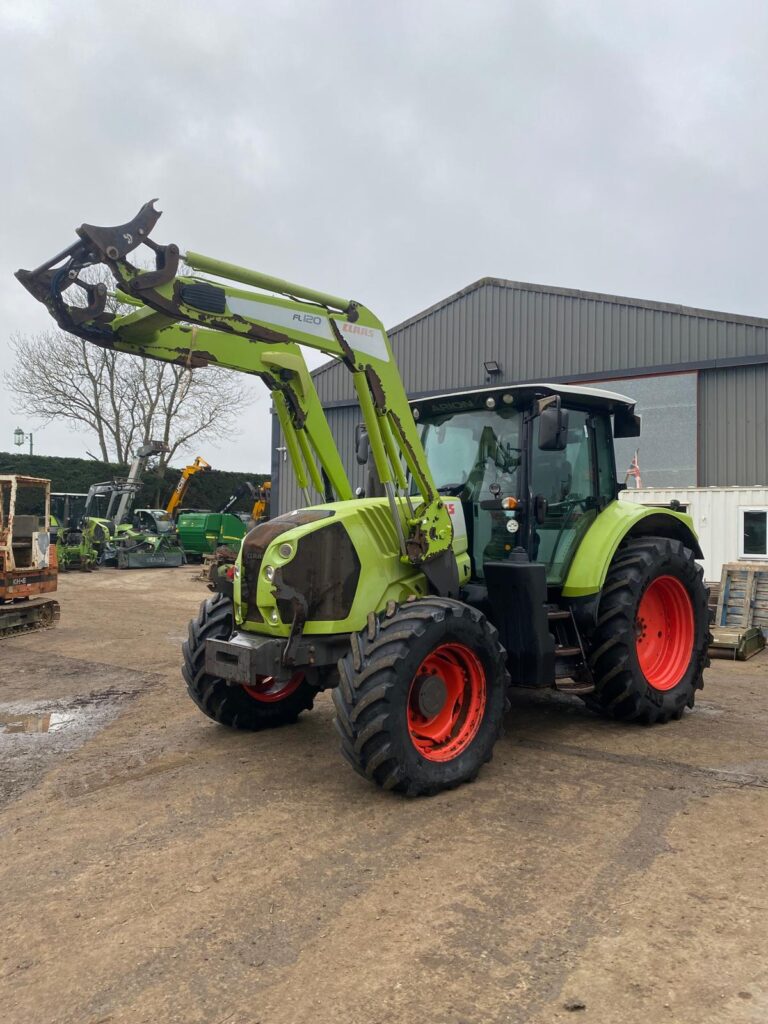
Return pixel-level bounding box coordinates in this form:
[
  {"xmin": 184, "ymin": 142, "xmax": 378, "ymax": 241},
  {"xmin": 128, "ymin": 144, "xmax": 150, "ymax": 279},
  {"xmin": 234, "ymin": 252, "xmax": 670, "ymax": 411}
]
[{"xmin": 0, "ymin": 570, "xmax": 766, "ymax": 1024}]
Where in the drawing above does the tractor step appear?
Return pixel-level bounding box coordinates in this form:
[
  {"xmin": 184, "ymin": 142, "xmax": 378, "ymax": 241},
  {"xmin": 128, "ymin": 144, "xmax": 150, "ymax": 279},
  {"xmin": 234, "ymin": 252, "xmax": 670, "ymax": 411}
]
[
  {"xmin": 548, "ymin": 605, "xmax": 594, "ymax": 688},
  {"xmin": 555, "ymin": 679, "xmax": 595, "ymax": 695}
]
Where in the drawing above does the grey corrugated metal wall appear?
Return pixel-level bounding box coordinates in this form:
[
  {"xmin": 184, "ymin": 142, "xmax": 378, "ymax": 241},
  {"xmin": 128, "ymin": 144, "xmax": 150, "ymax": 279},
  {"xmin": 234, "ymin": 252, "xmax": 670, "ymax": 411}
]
[
  {"xmin": 699, "ymin": 364, "xmax": 768, "ymax": 486},
  {"xmin": 273, "ymin": 279, "xmax": 768, "ymax": 512},
  {"xmin": 314, "ymin": 280, "xmax": 768, "ymax": 404},
  {"xmin": 273, "ymin": 405, "xmax": 363, "ymax": 514}
]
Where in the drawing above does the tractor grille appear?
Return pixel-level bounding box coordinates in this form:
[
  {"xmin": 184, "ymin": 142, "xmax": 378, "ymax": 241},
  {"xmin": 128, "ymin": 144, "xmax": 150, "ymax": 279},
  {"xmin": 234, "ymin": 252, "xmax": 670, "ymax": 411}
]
[
  {"xmin": 276, "ymin": 521, "xmax": 360, "ymax": 623},
  {"xmin": 241, "ymin": 509, "xmax": 333, "ymax": 622}
]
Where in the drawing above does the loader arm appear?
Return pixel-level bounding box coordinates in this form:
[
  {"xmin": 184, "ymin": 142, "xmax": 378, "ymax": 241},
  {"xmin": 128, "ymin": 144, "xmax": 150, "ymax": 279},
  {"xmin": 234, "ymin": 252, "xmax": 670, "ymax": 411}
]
[
  {"xmin": 17, "ymin": 200, "xmax": 456, "ymax": 590},
  {"xmin": 106, "ymin": 318, "xmax": 353, "ymax": 507}
]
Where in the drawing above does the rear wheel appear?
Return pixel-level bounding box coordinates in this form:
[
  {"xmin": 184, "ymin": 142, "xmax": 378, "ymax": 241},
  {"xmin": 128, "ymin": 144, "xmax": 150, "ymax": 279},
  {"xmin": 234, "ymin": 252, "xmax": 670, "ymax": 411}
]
[
  {"xmin": 584, "ymin": 536, "xmax": 709, "ymax": 723},
  {"xmin": 182, "ymin": 594, "xmax": 316, "ymax": 729},
  {"xmin": 333, "ymin": 598, "xmax": 509, "ymax": 796}
]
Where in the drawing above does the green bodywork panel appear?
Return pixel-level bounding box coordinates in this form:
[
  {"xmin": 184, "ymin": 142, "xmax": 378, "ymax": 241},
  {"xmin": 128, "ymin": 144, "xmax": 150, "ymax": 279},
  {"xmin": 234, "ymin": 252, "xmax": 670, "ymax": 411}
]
[
  {"xmin": 561, "ymin": 500, "xmax": 699, "ymax": 597},
  {"xmin": 235, "ymin": 497, "xmax": 471, "ymax": 637}
]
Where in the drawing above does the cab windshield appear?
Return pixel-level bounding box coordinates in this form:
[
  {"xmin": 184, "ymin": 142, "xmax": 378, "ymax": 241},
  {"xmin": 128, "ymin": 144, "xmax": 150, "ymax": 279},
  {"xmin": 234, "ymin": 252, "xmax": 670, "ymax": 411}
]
[
  {"xmin": 418, "ymin": 407, "xmax": 523, "ymax": 579},
  {"xmin": 419, "ymin": 407, "xmax": 522, "ymax": 502}
]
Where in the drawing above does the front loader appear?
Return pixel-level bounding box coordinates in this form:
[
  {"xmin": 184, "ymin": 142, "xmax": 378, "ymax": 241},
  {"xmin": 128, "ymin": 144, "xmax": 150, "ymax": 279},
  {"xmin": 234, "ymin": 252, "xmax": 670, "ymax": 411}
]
[{"xmin": 17, "ymin": 202, "xmax": 710, "ymax": 795}]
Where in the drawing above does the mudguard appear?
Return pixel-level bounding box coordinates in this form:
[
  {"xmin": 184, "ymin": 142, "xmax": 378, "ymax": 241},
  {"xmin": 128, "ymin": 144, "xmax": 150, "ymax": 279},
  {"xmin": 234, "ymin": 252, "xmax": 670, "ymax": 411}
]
[{"xmin": 561, "ymin": 500, "xmax": 703, "ymax": 598}]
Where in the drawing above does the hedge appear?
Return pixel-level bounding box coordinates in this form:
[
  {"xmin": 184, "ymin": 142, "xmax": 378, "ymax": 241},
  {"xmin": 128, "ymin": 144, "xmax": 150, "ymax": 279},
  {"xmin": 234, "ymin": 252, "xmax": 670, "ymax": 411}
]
[{"xmin": 0, "ymin": 451, "xmax": 268, "ymax": 515}]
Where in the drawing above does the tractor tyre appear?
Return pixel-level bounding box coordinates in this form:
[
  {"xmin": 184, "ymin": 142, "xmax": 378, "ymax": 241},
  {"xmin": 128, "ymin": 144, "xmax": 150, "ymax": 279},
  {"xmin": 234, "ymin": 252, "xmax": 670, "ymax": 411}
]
[
  {"xmin": 584, "ymin": 536, "xmax": 709, "ymax": 724},
  {"xmin": 182, "ymin": 593, "xmax": 316, "ymax": 730},
  {"xmin": 333, "ymin": 598, "xmax": 509, "ymax": 796}
]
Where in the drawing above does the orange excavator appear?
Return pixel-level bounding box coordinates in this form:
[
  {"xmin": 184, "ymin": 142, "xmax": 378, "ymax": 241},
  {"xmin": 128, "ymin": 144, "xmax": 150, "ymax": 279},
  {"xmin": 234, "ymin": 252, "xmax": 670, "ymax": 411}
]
[{"xmin": 165, "ymin": 456, "xmax": 211, "ymax": 519}]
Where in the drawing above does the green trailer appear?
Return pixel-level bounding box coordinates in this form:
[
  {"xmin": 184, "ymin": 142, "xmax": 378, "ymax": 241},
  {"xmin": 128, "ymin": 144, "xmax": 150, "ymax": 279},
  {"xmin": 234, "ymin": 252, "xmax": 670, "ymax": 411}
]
[{"xmin": 176, "ymin": 511, "xmax": 246, "ymax": 558}]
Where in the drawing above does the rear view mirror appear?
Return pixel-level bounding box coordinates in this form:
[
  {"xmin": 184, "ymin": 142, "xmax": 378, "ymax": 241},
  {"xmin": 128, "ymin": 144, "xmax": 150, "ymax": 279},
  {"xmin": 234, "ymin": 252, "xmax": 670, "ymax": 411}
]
[
  {"xmin": 355, "ymin": 423, "xmax": 370, "ymax": 465},
  {"xmin": 614, "ymin": 407, "xmax": 642, "ymax": 438},
  {"xmin": 538, "ymin": 405, "xmax": 569, "ymax": 451}
]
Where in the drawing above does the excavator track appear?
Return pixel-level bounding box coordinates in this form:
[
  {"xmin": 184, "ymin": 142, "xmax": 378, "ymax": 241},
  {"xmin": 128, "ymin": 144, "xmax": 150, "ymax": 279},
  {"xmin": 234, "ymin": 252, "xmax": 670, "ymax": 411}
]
[{"xmin": 0, "ymin": 599, "xmax": 61, "ymax": 640}]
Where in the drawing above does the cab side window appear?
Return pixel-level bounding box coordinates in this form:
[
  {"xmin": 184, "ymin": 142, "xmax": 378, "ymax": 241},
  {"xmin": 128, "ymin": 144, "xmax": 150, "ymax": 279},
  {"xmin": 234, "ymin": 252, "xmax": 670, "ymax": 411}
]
[
  {"xmin": 593, "ymin": 413, "xmax": 617, "ymax": 502},
  {"xmin": 530, "ymin": 408, "xmax": 598, "ymax": 585}
]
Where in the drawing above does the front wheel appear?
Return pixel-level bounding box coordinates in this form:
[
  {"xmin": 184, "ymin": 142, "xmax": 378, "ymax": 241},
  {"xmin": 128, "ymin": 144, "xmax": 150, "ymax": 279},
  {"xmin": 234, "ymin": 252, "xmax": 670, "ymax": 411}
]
[
  {"xmin": 333, "ymin": 598, "xmax": 509, "ymax": 796},
  {"xmin": 182, "ymin": 594, "xmax": 316, "ymax": 729},
  {"xmin": 584, "ymin": 536, "xmax": 709, "ymax": 723}
]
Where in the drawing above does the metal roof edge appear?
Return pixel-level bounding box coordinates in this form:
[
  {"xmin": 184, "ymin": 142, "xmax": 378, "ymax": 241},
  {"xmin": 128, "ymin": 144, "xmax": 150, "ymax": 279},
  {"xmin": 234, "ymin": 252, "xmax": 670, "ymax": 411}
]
[
  {"xmin": 315, "ymin": 352, "xmax": 768, "ymax": 410},
  {"xmin": 310, "ymin": 279, "xmax": 495, "ymax": 380},
  {"xmin": 310, "ymin": 277, "xmax": 768, "ymax": 381}
]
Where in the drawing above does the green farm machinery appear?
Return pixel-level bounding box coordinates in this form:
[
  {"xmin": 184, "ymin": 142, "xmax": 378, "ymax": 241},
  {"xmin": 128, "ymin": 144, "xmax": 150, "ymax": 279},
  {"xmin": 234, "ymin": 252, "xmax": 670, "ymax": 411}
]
[
  {"xmin": 52, "ymin": 443, "xmax": 185, "ymax": 570},
  {"xmin": 18, "ymin": 201, "xmax": 710, "ymax": 795},
  {"xmin": 175, "ymin": 481, "xmax": 258, "ymax": 560}
]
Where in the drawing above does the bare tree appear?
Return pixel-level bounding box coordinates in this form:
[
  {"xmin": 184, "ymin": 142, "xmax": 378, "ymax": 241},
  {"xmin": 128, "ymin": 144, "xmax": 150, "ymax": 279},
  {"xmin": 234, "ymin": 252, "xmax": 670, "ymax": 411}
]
[{"xmin": 6, "ymin": 328, "xmax": 245, "ymax": 468}]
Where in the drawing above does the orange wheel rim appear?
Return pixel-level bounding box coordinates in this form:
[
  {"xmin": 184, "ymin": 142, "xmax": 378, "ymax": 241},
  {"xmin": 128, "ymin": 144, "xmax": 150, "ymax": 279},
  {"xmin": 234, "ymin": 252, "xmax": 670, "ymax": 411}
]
[
  {"xmin": 635, "ymin": 575, "xmax": 694, "ymax": 691},
  {"xmin": 243, "ymin": 672, "xmax": 303, "ymax": 703},
  {"xmin": 407, "ymin": 643, "xmax": 487, "ymax": 762}
]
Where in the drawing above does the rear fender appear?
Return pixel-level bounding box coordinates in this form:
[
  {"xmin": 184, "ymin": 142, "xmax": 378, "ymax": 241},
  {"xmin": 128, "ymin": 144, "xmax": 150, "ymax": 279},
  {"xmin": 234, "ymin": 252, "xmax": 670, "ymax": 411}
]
[{"xmin": 561, "ymin": 501, "xmax": 703, "ymax": 598}]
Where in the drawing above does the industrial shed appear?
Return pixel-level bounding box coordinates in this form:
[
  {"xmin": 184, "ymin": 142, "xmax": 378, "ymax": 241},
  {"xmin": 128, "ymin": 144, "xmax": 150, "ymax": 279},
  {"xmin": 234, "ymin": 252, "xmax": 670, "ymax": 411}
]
[{"xmin": 271, "ymin": 278, "xmax": 768, "ymax": 514}]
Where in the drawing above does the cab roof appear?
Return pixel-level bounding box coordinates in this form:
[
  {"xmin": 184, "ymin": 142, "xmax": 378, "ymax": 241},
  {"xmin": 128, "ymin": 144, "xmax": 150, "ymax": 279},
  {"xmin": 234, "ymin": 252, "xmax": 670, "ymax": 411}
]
[{"xmin": 410, "ymin": 382, "xmax": 636, "ymax": 415}]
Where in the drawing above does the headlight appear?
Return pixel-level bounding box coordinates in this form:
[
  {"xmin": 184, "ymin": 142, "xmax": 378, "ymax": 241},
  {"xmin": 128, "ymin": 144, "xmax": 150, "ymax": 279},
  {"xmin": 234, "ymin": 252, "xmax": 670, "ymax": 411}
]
[{"xmin": 264, "ymin": 564, "xmax": 275, "ymax": 582}]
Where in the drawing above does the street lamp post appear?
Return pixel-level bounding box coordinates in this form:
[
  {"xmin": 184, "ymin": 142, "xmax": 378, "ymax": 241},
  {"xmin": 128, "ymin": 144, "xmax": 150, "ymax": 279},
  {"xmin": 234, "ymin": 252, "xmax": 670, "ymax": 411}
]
[{"xmin": 13, "ymin": 427, "xmax": 33, "ymax": 455}]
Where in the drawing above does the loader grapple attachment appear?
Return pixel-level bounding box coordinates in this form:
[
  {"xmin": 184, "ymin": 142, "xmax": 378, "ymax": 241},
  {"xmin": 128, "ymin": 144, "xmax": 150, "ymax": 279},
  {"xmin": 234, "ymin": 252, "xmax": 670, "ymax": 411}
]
[
  {"xmin": 14, "ymin": 199, "xmax": 172, "ymax": 345},
  {"xmin": 76, "ymin": 199, "xmax": 162, "ymax": 262}
]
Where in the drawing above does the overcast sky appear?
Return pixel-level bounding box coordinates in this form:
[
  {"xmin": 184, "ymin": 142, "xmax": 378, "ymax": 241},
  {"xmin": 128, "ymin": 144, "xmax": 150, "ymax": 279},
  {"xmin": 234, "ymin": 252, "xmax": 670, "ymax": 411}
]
[{"xmin": 1, "ymin": 0, "xmax": 767, "ymax": 473}]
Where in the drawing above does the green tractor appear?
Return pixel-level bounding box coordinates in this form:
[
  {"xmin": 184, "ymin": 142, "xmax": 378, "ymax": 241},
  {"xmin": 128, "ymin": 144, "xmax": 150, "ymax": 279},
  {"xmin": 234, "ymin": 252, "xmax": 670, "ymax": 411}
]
[
  {"xmin": 18, "ymin": 202, "xmax": 709, "ymax": 796},
  {"xmin": 50, "ymin": 492, "xmax": 100, "ymax": 571},
  {"xmin": 52, "ymin": 446, "xmax": 185, "ymax": 571}
]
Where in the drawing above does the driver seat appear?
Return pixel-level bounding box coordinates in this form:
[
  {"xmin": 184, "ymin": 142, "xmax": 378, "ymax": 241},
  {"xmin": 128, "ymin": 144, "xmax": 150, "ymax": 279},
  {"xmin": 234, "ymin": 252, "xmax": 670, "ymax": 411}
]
[{"xmin": 533, "ymin": 453, "xmax": 572, "ymax": 505}]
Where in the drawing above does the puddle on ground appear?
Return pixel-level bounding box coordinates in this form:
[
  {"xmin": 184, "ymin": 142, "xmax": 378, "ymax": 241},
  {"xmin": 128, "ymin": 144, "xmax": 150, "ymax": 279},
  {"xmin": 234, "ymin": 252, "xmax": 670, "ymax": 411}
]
[
  {"xmin": 0, "ymin": 687, "xmax": 145, "ymax": 807},
  {"xmin": 0, "ymin": 690, "xmax": 127, "ymax": 739},
  {"xmin": 0, "ymin": 711, "xmax": 78, "ymax": 734}
]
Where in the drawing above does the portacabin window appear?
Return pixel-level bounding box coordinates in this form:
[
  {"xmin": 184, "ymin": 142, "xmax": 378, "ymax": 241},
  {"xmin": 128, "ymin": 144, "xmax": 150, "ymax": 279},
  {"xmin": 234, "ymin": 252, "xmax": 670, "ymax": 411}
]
[{"xmin": 739, "ymin": 507, "xmax": 768, "ymax": 559}]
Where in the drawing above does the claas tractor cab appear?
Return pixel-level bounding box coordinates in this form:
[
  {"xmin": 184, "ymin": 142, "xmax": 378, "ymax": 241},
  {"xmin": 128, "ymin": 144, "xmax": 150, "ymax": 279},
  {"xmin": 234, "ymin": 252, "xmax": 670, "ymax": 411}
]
[
  {"xmin": 408, "ymin": 383, "xmax": 679, "ymax": 687},
  {"xmin": 0, "ymin": 475, "xmax": 60, "ymax": 636},
  {"xmin": 17, "ymin": 201, "xmax": 709, "ymax": 795}
]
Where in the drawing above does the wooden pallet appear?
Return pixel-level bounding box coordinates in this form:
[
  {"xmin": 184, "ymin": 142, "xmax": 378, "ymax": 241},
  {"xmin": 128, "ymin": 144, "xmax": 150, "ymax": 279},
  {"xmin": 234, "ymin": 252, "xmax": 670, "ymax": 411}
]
[{"xmin": 714, "ymin": 563, "xmax": 768, "ymax": 634}]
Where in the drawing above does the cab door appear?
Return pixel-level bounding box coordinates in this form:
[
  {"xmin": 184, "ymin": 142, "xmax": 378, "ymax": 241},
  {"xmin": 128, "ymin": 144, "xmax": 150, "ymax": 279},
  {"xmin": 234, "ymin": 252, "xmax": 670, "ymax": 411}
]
[{"xmin": 528, "ymin": 408, "xmax": 606, "ymax": 586}]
